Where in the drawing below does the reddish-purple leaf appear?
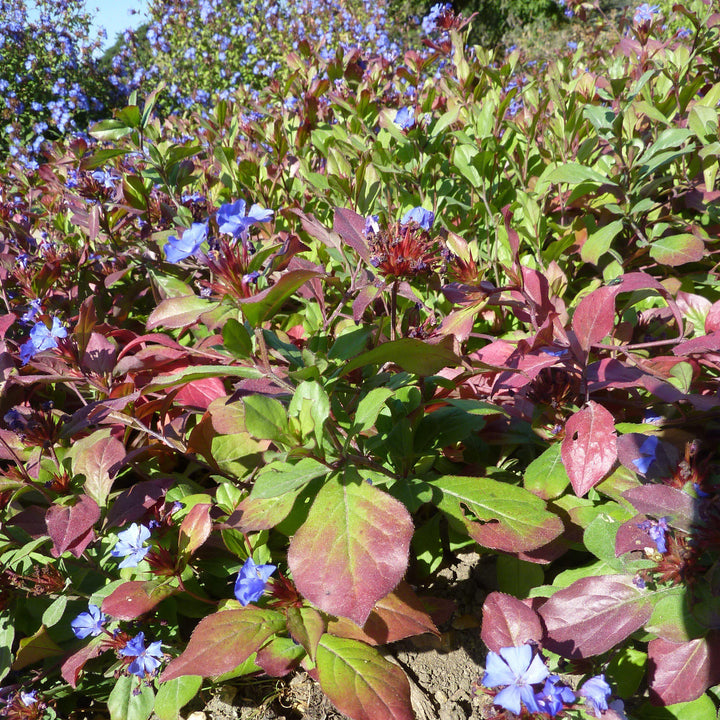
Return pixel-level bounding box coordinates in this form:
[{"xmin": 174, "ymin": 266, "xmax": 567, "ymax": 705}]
[
  {"xmin": 561, "ymin": 402, "xmax": 617, "ymax": 497},
  {"xmin": 73, "ymin": 433, "xmax": 126, "ymax": 506},
  {"xmin": 648, "ymin": 636, "xmax": 720, "ymax": 705},
  {"xmin": 106, "ymin": 478, "xmax": 173, "ymax": 527},
  {"xmin": 705, "ymin": 300, "xmax": 720, "ymax": 333},
  {"xmin": 174, "ymin": 377, "xmax": 227, "ymax": 410},
  {"xmin": 179, "ymin": 503, "xmax": 212, "ymax": 557},
  {"xmin": 286, "ymin": 607, "xmax": 326, "ymax": 662},
  {"xmin": 333, "ymin": 207, "xmax": 372, "ymax": 263},
  {"xmin": 316, "ymin": 634, "xmax": 414, "ymax": 720},
  {"xmin": 161, "ymin": 608, "xmax": 286, "ymax": 681},
  {"xmin": 146, "ymin": 295, "xmax": 219, "ymax": 330},
  {"xmin": 572, "ymin": 286, "xmax": 616, "ymax": 351},
  {"xmin": 623, "ymin": 485, "xmax": 695, "ymax": 532},
  {"xmin": 287, "ymin": 208, "xmax": 342, "ymax": 252},
  {"xmin": 288, "ymin": 475, "xmax": 412, "ymax": 627},
  {"xmin": 539, "ymin": 575, "xmax": 653, "ymax": 658},
  {"xmin": 480, "ymin": 592, "xmax": 544, "ymax": 653},
  {"xmin": 60, "ymin": 637, "xmax": 104, "ymax": 688},
  {"xmin": 102, "ymin": 580, "xmax": 178, "ymax": 620},
  {"xmin": 255, "ymin": 637, "xmax": 305, "ymax": 677},
  {"xmin": 615, "ymin": 515, "xmax": 657, "ymax": 557},
  {"xmin": 672, "ymin": 332, "xmax": 720, "ymax": 356},
  {"xmin": 46, "ymin": 495, "xmax": 100, "ymax": 558},
  {"xmin": 649, "ymin": 233, "xmax": 705, "ymax": 267},
  {"xmin": 328, "ymin": 582, "xmax": 439, "ymax": 646}
]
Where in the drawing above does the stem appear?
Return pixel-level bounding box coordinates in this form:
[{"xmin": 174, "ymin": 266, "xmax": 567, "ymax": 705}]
[{"xmin": 390, "ymin": 280, "xmax": 398, "ymax": 341}]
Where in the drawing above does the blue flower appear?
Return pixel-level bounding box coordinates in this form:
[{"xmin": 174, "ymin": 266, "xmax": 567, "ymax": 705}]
[
  {"xmin": 71, "ymin": 604, "xmax": 106, "ymax": 639},
  {"xmin": 637, "ymin": 516, "xmax": 669, "ymax": 553},
  {"xmin": 633, "ymin": 3, "xmax": 660, "ymax": 24},
  {"xmin": 19, "ymin": 690, "xmax": 37, "ymax": 706},
  {"xmin": 111, "ymin": 523, "xmax": 151, "ymax": 568},
  {"xmin": 579, "ymin": 674, "xmax": 612, "ymax": 718},
  {"xmin": 164, "ymin": 223, "xmax": 208, "ymax": 263},
  {"xmin": 217, "ymin": 199, "xmax": 273, "ymax": 240},
  {"xmin": 19, "ymin": 318, "xmax": 68, "ymax": 364},
  {"xmin": 482, "ymin": 644, "xmax": 550, "ymax": 715},
  {"xmin": 631, "ymin": 435, "xmax": 659, "ymax": 474},
  {"xmin": 119, "ymin": 632, "xmax": 164, "ymax": 677},
  {"xmin": 394, "ymin": 107, "xmax": 415, "ymax": 130},
  {"xmin": 234, "ymin": 557, "xmax": 276, "ymax": 606},
  {"xmin": 400, "ymin": 207, "xmax": 434, "ymax": 231},
  {"xmin": 534, "ymin": 676, "xmax": 576, "ymax": 716}
]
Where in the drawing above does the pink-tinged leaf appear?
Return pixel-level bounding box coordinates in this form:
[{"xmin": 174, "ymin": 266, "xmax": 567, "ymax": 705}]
[
  {"xmin": 615, "ymin": 515, "xmax": 657, "ymax": 557},
  {"xmin": 648, "ymin": 636, "xmax": 720, "ymax": 705},
  {"xmin": 429, "ymin": 475, "xmax": 564, "ymax": 553},
  {"xmin": 438, "ymin": 302, "xmax": 486, "ymax": 342},
  {"xmin": 561, "ymin": 402, "xmax": 617, "ymax": 497},
  {"xmin": 610, "ymin": 272, "xmax": 684, "ymax": 335},
  {"xmin": 501, "ymin": 204, "xmax": 520, "ymax": 258},
  {"xmin": 160, "ymin": 608, "xmax": 286, "ymax": 681},
  {"xmin": 340, "ymin": 337, "xmax": 460, "ymax": 378},
  {"xmin": 238, "ymin": 270, "xmax": 322, "ymax": 326},
  {"xmin": 539, "ymin": 575, "xmax": 653, "ymax": 658},
  {"xmin": 352, "ymin": 283, "xmax": 383, "ymax": 322},
  {"xmin": 649, "ymin": 233, "xmax": 705, "ymax": 267},
  {"xmin": 73, "ymin": 433, "xmax": 126, "ymax": 506},
  {"xmin": 328, "ymin": 582, "xmax": 439, "ymax": 646},
  {"xmin": 174, "ymin": 377, "xmax": 227, "ymax": 410},
  {"xmin": 316, "ymin": 634, "xmax": 414, "ymax": 720},
  {"xmin": 287, "ymin": 208, "xmax": 342, "ymax": 252},
  {"xmin": 146, "ymin": 295, "xmax": 219, "ymax": 330},
  {"xmin": 102, "ymin": 580, "xmax": 179, "ymax": 620},
  {"xmin": 225, "ymin": 493, "xmax": 296, "ymax": 532},
  {"xmin": 705, "ymin": 301, "xmax": 720, "ymax": 333},
  {"xmin": 179, "ymin": 503, "xmax": 212, "ymax": 556},
  {"xmin": 0, "ymin": 313, "xmax": 16, "ymax": 339},
  {"xmin": 572, "ymin": 286, "xmax": 616, "ymax": 351},
  {"xmin": 46, "ymin": 495, "xmax": 100, "ymax": 558},
  {"xmin": 286, "ymin": 607, "xmax": 326, "ymax": 662},
  {"xmin": 81, "ymin": 332, "xmax": 116, "ymax": 375},
  {"xmin": 287, "ymin": 475, "xmax": 412, "ymax": 627},
  {"xmin": 255, "ymin": 636, "xmax": 305, "ymax": 677},
  {"xmin": 672, "ymin": 332, "xmax": 720, "ymax": 356},
  {"xmin": 333, "ymin": 207, "xmax": 372, "ymax": 263},
  {"xmin": 623, "ymin": 485, "xmax": 695, "ymax": 532},
  {"xmin": 61, "ymin": 638, "xmax": 104, "ymax": 688},
  {"xmin": 480, "ymin": 592, "xmax": 543, "ymax": 653},
  {"xmin": 106, "ymin": 477, "xmax": 174, "ymax": 527}
]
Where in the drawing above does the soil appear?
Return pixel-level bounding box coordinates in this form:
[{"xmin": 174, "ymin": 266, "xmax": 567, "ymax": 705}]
[{"xmin": 177, "ymin": 551, "xmax": 496, "ymax": 720}]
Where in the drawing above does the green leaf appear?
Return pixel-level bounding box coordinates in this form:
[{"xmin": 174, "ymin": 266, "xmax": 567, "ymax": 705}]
[
  {"xmin": 41, "ymin": 595, "xmax": 67, "ymax": 628},
  {"xmin": 341, "ymin": 338, "xmax": 460, "ymax": 377},
  {"xmin": 142, "ymin": 365, "xmax": 261, "ymax": 394},
  {"xmin": 251, "ymin": 458, "xmax": 329, "ymax": 499},
  {"xmin": 581, "ymin": 220, "xmax": 624, "ymax": 265},
  {"xmin": 108, "ymin": 674, "xmax": 155, "ymax": 720},
  {"xmin": 523, "ymin": 443, "xmax": 570, "ymax": 500},
  {"xmin": 0, "ymin": 615, "xmax": 14, "ymax": 681},
  {"xmin": 242, "ymin": 395, "xmax": 289, "ymax": 443},
  {"xmin": 605, "ymin": 646, "xmax": 647, "ymax": 698},
  {"xmin": 496, "ymin": 555, "xmax": 544, "ymax": 599},
  {"xmin": 154, "ymin": 676, "xmax": 202, "ymax": 720},
  {"xmin": 428, "ymin": 475, "xmax": 564, "ymax": 552},
  {"xmin": 546, "ymin": 162, "xmax": 616, "ymax": 187},
  {"xmin": 316, "ymin": 635, "xmax": 413, "ymax": 720},
  {"xmin": 351, "ymin": 388, "xmax": 394, "ymax": 436},
  {"xmin": 649, "ymin": 234, "xmax": 705, "ymax": 266},
  {"xmin": 79, "ymin": 148, "xmax": 129, "ymax": 170},
  {"xmin": 146, "ymin": 295, "xmax": 219, "ymax": 330},
  {"xmin": 289, "ymin": 381, "xmax": 330, "ymax": 447},
  {"xmin": 240, "ymin": 270, "xmax": 321, "ymax": 326},
  {"xmin": 89, "ymin": 118, "xmax": 133, "ymax": 142},
  {"xmin": 223, "ymin": 318, "xmax": 253, "ymax": 358},
  {"xmin": 288, "ymin": 473, "xmax": 413, "ymax": 626},
  {"xmin": 637, "ymin": 695, "xmax": 717, "ymax": 720},
  {"xmin": 413, "ymin": 404, "xmax": 486, "ymax": 452}
]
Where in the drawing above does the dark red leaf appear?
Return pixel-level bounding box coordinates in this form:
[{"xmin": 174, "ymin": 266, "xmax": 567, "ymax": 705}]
[
  {"xmin": 102, "ymin": 580, "xmax": 178, "ymax": 620},
  {"xmin": 174, "ymin": 377, "xmax": 227, "ymax": 410},
  {"xmin": 106, "ymin": 478, "xmax": 174, "ymax": 527},
  {"xmin": 561, "ymin": 402, "xmax": 617, "ymax": 496},
  {"xmin": 623, "ymin": 485, "xmax": 695, "ymax": 532},
  {"xmin": 572, "ymin": 286, "xmax": 616, "ymax": 351},
  {"xmin": 480, "ymin": 592, "xmax": 543, "ymax": 652},
  {"xmin": 179, "ymin": 503, "xmax": 212, "ymax": 556},
  {"xmin": 333, "ymin": 207, "xmax": 371, "ymax": 263},
  {"xmin": 60, "ymin": 639, "xmax": 104, "ymax": 688},
  {"xmin": 46, "ymin": 495, "xmax": 100, "ymax": 558},
  {"xmin": 539, "ymin": 575, "xmax": 653, "ymax": 658},
  {"xmin": 672, "ymin": 332, "xmax": 720, "ymax": 356},
  {"xmin": 255, "ymin": 637, "xmax": 305, "ymax": 677}
]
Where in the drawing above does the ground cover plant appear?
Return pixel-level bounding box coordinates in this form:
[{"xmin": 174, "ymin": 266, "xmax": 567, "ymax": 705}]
[{"xmin": 2, "ymin": 0, "xmax": 720, "ymax": 719}]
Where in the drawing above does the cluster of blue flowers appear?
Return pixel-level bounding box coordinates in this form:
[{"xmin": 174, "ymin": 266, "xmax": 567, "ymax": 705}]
[
  {"xmin": 483, "ymin": 644, "xmax": 616, "ymax": 718},
  {"xmin": 163, "ymin": 198, "xmax": 274, "ymax": 264},
  {"xmin": 19, "ymin": 318, "xmax": 68, "ymax": 365}
]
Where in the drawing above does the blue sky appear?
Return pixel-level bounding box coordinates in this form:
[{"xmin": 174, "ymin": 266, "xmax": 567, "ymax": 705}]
[{"xmin": 85, "ymin": 0, "xmax": 148, "ymax": 47}]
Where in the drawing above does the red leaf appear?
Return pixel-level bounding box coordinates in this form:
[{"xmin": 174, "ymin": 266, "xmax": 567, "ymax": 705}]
[
  {"xmin": 705, "ymin": 300, "xmax": 720, "ymax": 333},
  {"xmin": 672, "ymin": 331, "xmax": 720, "ymax": 356},
  {"xmin": 539, "ymin": 575, "xmax": 653, "ymax": 658},
  {"xmin": 572, "ymin": 286, "xmax": 616, "ymax": 351},
  {"xmin": 179, "ymin": 503, "xmax": 212, "ymax": 556},
  {"xmin": 623, "ymin": 485, "xmax": 695, "ymax": 532},
  {"xmin": 288, "ymin": 475, "xmax": 412, "ymax": 627},
  {"xmin": 561, "ymin": 402, "xmax": 617, "ymax": 496},
  {"xmin": 333, "ymin": 207, "xmax": 371, "ymax": 263},
  {"xmin": 160, "ymin": 608, "xmax": 286, "ymax": 681},
  {"xmin": 60, "ymin": 639, "xmax": 104, "ymax": 688},
  {"xmin": 46, "ymin": 495, "xmax": 100, "ymax": 558},
  {"xmin": 174, "ymin": 377, "xmax": 227, "ymax": 410},
  {"xmin": 102, "ymin": 580, "xmax": 178, "ymax": 620},
  {"xmin": 648, "ymin": 636, "xmax": 720, "ymax": 705},
  {"xmin": 480, "ymin": 592, "xmax": 543, "ymax": 652},
  {"xmin": 255, "ymin": 637, "xmax": 305, "ymax": 677}
]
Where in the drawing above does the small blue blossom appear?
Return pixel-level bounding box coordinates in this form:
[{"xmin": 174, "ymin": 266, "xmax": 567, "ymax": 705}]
[
  {"xmin": 633, "ymin": 3, "xmax": 660, "ymax": 24},
  {"xmin": 20, "ymin": 299, "xmax": 42, "ymax": 324},
  {"xmin": 217, "ymin": 199, "xmax": 273, "ymax": 240},
  {"xmin": 631, "ymin": 435, "xmax": 659, "ymax": 474},
  {"xmin": 111, "ymin": 523, "xmax": 151, "ymax": 568},
  {"xmin": 482, "ymin": 644, "xmax": 550, "ymax": 715},
  {"xmin": 534, "ymin": 676, "xmax": 576, "ymax": 717},
  {"xmin": 400, "ymin": 207, "xmax": 434, "ymax": 231},
  {"xmin": 19, "ymin": 318, "xmax": 67, "ymax": 364},
  {"xmin": 579, "ymin": 675, "xmax": 612, "ymax": 718},
  {"xmin": 567, "ymin": 40, "xmax": 578, "ymax": 50},
  {"xmin": 394, "ymin": 106, "xmax": 415, "ymax": 130},
  {"xmin": 71, "ymin": 604, "xmax": 106, "ymax": 639},
  {"xmin": 234, "ymin": 557, "xmax": 276, "ymax": 606},
  {"xmin": 637, "ymin": 516, "xmax": 669, "ymax": 553},
  {"xmin": 19, "ymin": 690, "xmax": 37, "ymax": 706},
  {"xmin": 119, "ymin": 632, "xmax": 164, "ymax": 677},
  {"xmin": 164, "ymin": 223, "xmax": 208, "ymax": 263}
]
